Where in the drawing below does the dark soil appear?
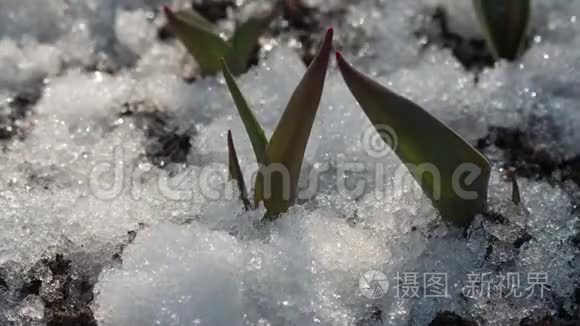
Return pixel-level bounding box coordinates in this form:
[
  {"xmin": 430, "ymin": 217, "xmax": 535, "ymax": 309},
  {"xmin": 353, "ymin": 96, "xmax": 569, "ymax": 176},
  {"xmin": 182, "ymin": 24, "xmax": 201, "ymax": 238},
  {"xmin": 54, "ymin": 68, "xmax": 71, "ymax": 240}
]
[
  {"xmin": 10, "ymin": 223, "xmax": 150, "ymax": 326},
  {"xmin": 429, "ymin": 311, "xmax": 478, "ymax": 326},
  {"xmin": 111, "ymin": 223, "xmax": 146, "ymax": 264},
  {"xmin": 20, "ymin": 254, "xmax": 97, "ymax": 326},
  {"xmin": 474, "ymin": 123, "xmax": 580, "ymax": 325},
  {"xmin": 0, "ymin": 89, "xmax": 40, "ymax": 142},
  {"xmin": 158, "ymin": 0, "xmax": 236, "ymax": 40},
  {"xmin": 415, "ymin": 6, "xmax": 495, "ymax": 71},
  {"xmin": 520, "ymin": 315, "xmax": 580, "ymax": 326},
  {"xmin": 275, "ymin": 0, "xmax": 347, "ymax": 65},
  {"xmin": 477, "ymin": 123, "xmax": 580, "ymax": 221},
  {"xmin": 278, "ymin": 0, "xmax": 323, "ymax": 65},
  {"xmin": 192, "ymin": 0, "xmax": 236, "ymax": 23},
  {"xmin": 2, "ymin": 2, "xmax": 577, "ymax": 326},
  {"xmin": 159, "ymin": 0, "xmax": 348, "ymax": 70},
  {"xmin": 120, "ymin": 107, "xmax": 193, "ymax": 168}
]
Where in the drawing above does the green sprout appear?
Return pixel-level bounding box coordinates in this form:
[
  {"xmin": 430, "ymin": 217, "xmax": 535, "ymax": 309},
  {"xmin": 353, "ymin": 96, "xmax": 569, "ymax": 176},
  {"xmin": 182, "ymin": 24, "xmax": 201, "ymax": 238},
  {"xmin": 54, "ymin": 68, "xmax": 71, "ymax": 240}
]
[
  {"xmin": 512, "ymin": 176, "xmax": 521, "ymax": 205},
  {"xmin": 473, "ymin": 0, "xmax": 530, "ymax": 61},
  {"xmin": 163, "ymin": 5, "xmax": 277, "ymax": 76},
  {"xmin": 224, "ymin": 28, "xmax": 334, "ymax": 219},
  {"xmin": 228, "ymin": 130, "xmax": 251, "ymax": 210},
  {"xmin": 336, "ymin": 52, "xmax": 491, "ymax": 227}
]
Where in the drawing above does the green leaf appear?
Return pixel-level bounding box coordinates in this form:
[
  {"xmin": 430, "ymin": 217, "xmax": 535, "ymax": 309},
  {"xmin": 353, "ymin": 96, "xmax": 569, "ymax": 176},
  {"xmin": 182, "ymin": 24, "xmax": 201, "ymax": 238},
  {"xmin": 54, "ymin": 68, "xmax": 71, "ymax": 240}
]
[
  {"xmin": 255, "ymin": 28, "xmax": 334, "ymax": 218},
  {"xmin": 229, "ymin": 5, "xmax": 278, "ymax": 74},
  {"xmin": 336, "ymin": 52, "xmax": 491, "ymax": 227},
  {"xmin": 511, "ymin": 176, "xmax": 521, "ymax": 205},
  {"xmin": 473, "ymin": 0, "xmax": 530, "ymax": 61},
  {"xmin": 222, "ymin": 59, "xmax": 269, "ymax": 166},
  {"xmin": 164, "ymin": 6, "xmax": 232, "ymax": 75},
  {"xmin": 228, "ymin": 130, "xmax": 251, "ymax": 210}
]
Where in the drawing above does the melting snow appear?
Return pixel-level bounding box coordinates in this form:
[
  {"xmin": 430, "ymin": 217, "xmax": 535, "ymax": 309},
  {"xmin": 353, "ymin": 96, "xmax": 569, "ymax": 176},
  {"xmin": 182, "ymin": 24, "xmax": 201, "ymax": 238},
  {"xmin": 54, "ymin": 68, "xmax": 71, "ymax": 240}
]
[{"xmin": 0, "ymin": 0, "xmax": 578, "ymax": 325}]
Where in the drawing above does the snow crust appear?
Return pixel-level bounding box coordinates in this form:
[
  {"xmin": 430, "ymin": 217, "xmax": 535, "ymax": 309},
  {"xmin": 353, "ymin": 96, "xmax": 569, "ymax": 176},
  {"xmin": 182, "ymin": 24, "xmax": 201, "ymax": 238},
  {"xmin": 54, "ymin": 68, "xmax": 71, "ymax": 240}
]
[{"xmin": 0, "ymin": 0, "xmax": 578, "ymax": 325}]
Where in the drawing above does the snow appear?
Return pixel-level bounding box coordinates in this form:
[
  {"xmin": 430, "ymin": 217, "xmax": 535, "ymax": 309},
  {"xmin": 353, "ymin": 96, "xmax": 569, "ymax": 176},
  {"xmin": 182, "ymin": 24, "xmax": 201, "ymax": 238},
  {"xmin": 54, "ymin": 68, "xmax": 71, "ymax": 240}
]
[
  {"xmin": 0, "ymin": 0, "xmax": 578, "ymax": 325},
  {"xmin": 94, "ymin": 223, "xmax": 245, "ymax": 326}
]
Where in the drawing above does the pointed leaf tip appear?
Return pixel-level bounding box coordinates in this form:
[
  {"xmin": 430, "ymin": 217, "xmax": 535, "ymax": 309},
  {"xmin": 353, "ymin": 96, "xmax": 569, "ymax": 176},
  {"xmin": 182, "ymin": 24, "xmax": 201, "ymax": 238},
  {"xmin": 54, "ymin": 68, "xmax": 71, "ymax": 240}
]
[
  {"xmin": 326, "ymin": 27, "xmax": 334, "ymax": 37},
  {"xmin": 255, "ymin": 27, "xmax": 333, "ymax": 217},
  {"xmin": 511, "ymin": 176, "xmax": 521, "ymax": 205},
  {"xmin": 336, "ymin": 54, "xmax": 491, "ymax": 227},
  {"xmin": 227, "ymin": 130, "xmax": 250, "ymax": 210},
  {"xmin": 227, "ymin": 130, "xmax": 235, "ymax": 179},
  {"xmin": 336, "ymin": 51, "xmax": 357, "ymax": 76},
  {"xmin": 317, "ymin": 28, "xmax": 334, "ymax": 62},
  {"xmin": 162, "ymin": 5, "xmax": 182, "ymax": 27},
  {"xmin": 162, "ymin": 5, "xmax": 173, "ymax": 18},
  {"xmin": 473, "ymin": 0, "xmax": 530, "ymax": 60}
]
